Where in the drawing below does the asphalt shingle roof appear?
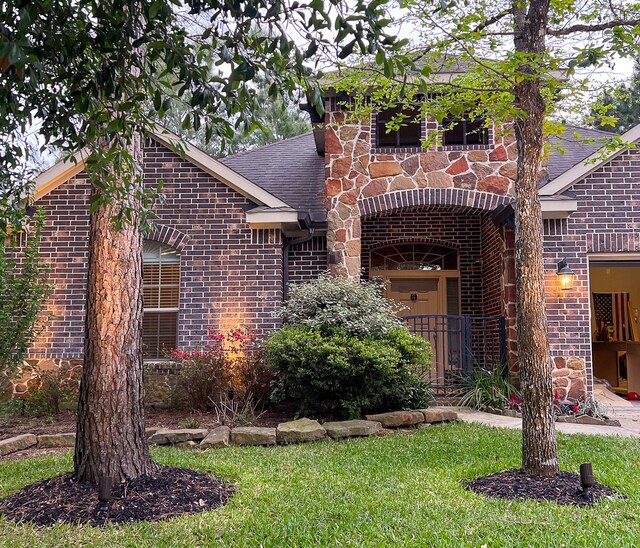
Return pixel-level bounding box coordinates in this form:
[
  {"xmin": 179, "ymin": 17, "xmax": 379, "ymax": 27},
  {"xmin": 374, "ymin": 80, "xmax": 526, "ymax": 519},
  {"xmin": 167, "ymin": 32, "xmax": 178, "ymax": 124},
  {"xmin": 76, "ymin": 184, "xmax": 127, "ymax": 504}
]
[
  {"xmin": 220, "ymin": 133, "xmax": 326, "ymax": 223},
  {"xmin": 545, "ymin": 124, "xmax": 614, "ymax": 182},
  {"xmin": 220, "ymin": 125, "xmax": 618, "ymax": 223}
]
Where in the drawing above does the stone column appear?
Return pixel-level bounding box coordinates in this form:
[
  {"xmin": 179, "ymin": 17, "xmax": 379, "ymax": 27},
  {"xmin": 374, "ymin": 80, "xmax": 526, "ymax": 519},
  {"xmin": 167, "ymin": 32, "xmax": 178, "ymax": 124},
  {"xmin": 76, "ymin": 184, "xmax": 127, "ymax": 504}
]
[{"xmin": 324, "ymin": 110, "xmax": 369, "ymax": 279}]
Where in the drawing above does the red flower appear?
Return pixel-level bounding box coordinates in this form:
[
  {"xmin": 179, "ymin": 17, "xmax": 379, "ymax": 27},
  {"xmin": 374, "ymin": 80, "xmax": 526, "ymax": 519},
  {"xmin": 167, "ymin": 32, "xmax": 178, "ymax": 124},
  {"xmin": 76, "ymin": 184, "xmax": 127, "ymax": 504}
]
[
  {"xmin": 492, "ymin": 386, "xmax": 499, "ymax": 394},
  {"xmin": 571, "ymin": 405, "xmax": 580, "ymax": 414}
]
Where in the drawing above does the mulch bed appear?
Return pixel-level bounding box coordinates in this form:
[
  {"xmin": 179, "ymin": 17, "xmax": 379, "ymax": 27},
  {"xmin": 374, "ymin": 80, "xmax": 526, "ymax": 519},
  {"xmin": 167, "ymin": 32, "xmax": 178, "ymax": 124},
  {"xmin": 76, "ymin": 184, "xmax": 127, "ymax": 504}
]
[
  {"xmin": 1, "ymin": 465, "xmax": 236, "ymax": 526},
  {"xmin": 466, "ymin": 469, "xmax": 620, "ymax": 506}
]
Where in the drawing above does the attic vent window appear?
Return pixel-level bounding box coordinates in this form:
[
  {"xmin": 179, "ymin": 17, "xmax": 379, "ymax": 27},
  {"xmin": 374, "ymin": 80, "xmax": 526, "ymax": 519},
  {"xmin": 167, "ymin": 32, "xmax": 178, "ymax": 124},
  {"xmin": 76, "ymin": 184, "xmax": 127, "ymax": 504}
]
[
  {"xmin": 442, "ymin": 116, "xmax": 488, "ymax": 146},
  {"xmin": 376, "ymin": 105, "xmax": 422, "ymax": 148}
]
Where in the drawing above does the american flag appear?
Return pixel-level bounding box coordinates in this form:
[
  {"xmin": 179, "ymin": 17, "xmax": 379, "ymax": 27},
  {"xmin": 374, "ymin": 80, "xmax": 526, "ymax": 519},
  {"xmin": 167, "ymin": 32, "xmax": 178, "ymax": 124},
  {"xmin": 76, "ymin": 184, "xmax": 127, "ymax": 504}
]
[{"xmin": 593, "ymin": 292, "xmax": 630, "ymax": 341}]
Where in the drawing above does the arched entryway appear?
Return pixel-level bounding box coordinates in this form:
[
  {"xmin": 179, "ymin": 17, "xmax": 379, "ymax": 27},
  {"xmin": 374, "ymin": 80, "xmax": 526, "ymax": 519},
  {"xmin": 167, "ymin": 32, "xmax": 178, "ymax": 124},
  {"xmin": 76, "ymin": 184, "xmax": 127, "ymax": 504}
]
[{"xmin": 361, "ymin": 208, "xmax": 512, "ymax": 396}]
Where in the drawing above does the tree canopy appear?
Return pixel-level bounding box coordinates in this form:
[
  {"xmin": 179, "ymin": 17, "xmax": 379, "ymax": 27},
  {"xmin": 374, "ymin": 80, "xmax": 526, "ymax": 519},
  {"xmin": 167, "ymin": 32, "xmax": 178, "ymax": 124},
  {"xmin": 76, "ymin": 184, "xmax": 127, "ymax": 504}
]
[
  {"xmin": 1, "ymin": 0, "xmax": 404, "ymax": 224},
  {"xmin": 589, "ymin": 62, "xmax": 640, "ymax": 134}
]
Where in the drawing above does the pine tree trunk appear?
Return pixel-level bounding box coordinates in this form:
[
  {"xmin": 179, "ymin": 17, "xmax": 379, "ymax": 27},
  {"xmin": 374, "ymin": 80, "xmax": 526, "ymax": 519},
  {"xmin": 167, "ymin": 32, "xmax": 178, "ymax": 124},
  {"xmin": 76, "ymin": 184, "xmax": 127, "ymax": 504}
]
[
  {"xmin": 513, "ymin": 0, "xmax": 559, "ymax": 476},
  {"xmin": 73, "ymin": 134, "xmax": 157, "ymax": 484}
]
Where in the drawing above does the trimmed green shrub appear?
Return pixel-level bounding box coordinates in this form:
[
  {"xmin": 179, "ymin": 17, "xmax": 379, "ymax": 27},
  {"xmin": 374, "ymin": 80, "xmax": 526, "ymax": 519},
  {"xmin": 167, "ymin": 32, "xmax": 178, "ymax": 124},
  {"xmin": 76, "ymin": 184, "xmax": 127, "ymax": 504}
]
[{"xmin": 267, "ymin": 325, "xmax": 431, "ymax": 419}]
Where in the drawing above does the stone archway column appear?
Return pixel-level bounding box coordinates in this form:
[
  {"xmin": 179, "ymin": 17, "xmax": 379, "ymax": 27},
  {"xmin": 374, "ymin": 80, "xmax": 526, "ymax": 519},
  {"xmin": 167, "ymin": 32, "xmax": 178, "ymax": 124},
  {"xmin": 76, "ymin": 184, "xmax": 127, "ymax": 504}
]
[{"xmin": 327, "ymin": 199, "xmax": 361, "ymax": 279}]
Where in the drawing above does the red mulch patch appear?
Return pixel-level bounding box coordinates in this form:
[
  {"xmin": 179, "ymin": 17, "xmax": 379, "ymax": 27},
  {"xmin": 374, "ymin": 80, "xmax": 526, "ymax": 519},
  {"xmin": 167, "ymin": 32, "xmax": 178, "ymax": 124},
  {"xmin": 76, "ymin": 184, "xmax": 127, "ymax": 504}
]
[
  {"xmin": 466, "ymin": 469, "xmax": 620, "ymax": 506},
  {"xmin": 1, "ymin": 466, "xmax": 236, "ymax": 526}
]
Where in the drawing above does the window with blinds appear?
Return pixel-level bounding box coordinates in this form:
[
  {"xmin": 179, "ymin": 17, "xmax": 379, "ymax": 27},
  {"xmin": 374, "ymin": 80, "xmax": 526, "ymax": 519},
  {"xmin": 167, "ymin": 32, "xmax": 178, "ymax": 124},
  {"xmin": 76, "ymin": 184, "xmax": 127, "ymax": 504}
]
[{"xmin": 142, "ymin": 241, "xmax": 180, "ymax": 359}]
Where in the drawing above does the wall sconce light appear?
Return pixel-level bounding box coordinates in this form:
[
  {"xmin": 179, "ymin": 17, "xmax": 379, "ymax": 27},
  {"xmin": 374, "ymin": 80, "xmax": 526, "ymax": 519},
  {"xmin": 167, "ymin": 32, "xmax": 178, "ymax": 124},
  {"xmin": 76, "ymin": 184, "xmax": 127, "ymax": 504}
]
[{"xmin": 557, "ymin": 259, "xmax": 574, "ymax": 291}]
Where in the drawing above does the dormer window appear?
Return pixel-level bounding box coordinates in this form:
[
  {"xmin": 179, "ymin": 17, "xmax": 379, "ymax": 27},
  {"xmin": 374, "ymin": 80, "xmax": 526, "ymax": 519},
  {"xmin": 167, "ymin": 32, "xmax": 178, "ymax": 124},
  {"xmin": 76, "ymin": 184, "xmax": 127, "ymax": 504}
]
[
  {"xmin": 376, "ymin": 105, "xmax": 422, "ymax": 148},
  {"xmin": 442, "ymin": 116, "xmax": 488, "ymax": 146}
]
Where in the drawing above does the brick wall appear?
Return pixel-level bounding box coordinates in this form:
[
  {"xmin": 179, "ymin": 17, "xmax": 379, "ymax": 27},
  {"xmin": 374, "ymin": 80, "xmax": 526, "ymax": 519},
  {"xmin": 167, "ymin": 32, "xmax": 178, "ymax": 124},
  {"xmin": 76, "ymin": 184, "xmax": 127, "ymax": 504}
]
[
  {"xmin": 480, "ymin": 218, "xmax": 505, "ymax": 318},
  {"xmin": 543, "ymin": 148, "xmax": 640, "ymax": 400},
  {"xmin": 362, "ymin": 211, "xmax": 488, "ymax": 317},
  {"xmin": 30, "ymin": 137, "xmax": 284, "ymax": 361},
  {"xmin": 286, "ymin": 235, "xmax": 327, "ymax": 285}
]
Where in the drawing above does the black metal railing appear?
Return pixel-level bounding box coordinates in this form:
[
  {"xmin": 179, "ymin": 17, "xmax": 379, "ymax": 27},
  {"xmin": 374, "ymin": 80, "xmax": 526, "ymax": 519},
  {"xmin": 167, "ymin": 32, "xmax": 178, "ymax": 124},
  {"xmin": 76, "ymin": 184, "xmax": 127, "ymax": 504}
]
[{"xmin": 402, "ymin": 315, "xmax": 506, "ymax": 396}]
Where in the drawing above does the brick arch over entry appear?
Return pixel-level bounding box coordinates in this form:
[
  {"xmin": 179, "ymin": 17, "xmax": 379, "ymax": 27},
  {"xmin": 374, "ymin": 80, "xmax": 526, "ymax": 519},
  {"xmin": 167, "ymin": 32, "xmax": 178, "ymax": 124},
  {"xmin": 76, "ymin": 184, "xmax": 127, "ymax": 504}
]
[
  {"xmin": 146, "ymin": 224, "xmax": 191, "ymax": 252},
  {"xmin": 358, "ymin": 188, "xmax": 512, "ymax": 219}
]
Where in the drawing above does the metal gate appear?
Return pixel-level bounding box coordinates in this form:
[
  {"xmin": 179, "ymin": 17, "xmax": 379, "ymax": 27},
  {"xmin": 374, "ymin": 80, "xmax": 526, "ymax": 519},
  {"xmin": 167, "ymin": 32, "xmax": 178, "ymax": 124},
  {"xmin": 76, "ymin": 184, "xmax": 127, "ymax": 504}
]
[{"xmin": 402, "ymin": 315, "xmax": 506, "ymax": 396}]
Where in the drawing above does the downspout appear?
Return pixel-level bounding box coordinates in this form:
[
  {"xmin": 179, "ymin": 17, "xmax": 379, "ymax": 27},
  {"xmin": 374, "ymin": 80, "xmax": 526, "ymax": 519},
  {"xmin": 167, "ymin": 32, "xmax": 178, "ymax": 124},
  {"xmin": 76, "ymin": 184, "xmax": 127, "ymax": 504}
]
[{"xmin": 283, "ymin": 227, "xmax": 315, "ymax": 301}]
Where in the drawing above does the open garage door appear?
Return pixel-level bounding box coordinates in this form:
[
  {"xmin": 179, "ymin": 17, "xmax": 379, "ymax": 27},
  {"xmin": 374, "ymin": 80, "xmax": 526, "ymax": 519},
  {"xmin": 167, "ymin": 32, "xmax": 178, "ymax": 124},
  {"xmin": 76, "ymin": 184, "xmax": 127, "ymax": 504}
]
[{"xmin": 589, "ymin": 257, "xmax": 640, "ymax": 396}]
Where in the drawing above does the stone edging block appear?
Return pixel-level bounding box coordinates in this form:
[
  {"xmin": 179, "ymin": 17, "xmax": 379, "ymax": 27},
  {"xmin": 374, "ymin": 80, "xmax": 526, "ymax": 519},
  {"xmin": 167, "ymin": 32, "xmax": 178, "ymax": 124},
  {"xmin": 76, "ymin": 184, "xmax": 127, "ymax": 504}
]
[{"xmin": 0, "ymin": 434, "xmax": 37, "ymax": 456}]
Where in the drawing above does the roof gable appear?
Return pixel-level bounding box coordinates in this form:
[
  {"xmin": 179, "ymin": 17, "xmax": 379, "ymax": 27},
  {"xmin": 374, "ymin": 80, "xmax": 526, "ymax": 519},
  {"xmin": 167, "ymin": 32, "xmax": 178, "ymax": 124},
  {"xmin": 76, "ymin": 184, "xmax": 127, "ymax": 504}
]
[
  {"xmin": 220, "ymin": 133, "xmax": 326, "ymax": 223},
  {"xmin": 33, "ymin": 129, "xmax": 289, "ymax": 209}
]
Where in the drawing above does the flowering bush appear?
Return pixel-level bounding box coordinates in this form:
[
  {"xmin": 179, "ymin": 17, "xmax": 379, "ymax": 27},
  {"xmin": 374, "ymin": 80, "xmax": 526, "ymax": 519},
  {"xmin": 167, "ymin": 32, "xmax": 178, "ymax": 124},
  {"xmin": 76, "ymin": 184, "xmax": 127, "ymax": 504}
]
[
  {"xmin": 169, "ymin": 328, "xmax": 272, "ymax": 411},
  {"xmin": 268, "ymin": 275, "xmax": 432, "ymax": 419},
  {"xmin": 24, "ymin": 362, "xmax": 81, "ymax": 416}
]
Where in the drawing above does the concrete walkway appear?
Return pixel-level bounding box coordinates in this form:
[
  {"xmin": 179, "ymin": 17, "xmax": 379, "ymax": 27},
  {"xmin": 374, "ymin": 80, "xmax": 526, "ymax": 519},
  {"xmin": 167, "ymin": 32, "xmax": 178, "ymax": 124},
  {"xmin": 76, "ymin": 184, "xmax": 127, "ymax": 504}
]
[{"xmin": 453, "ymin": 406, "xmax": 640, "ymax": 438}]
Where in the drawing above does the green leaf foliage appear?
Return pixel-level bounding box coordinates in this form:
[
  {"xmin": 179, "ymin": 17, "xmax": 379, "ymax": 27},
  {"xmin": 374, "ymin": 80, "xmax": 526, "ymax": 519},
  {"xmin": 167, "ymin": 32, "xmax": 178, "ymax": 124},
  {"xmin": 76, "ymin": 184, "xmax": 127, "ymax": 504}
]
[
  {"xmin": 267, "ymin": 325, "xmax": 431, "ymax": 419},
  {"xmin": 589, "ymin": 62, "xmax": 640, "ymax": 134},
  {"xmin": 0, "ymin": 209, "xmax": 53, "ymax": 377},
  {"xmin": 1, "ymin": 0, "xmax": 404, "ymax": 225},
  {"xmin": 269, "ymin": 275, "xmax": 432, "ymax": 418},
  {"xmin": 279, "ymin": 273, "xmax": 404, "ymax": 337},
  {"xmin": 459, "ymin": 367, "xmax": 520, "ymax": 412}
]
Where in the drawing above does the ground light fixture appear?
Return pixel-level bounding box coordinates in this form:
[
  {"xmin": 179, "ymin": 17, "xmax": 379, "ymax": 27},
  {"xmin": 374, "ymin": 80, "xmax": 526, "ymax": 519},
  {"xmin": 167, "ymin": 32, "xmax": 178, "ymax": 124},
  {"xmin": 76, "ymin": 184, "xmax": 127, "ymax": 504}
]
[
  {"xmin": 580, "ymin": 462, "xmax": 594, "ymax": 502},
  {"xmin": 557, "ymin": 259, "xmax": 575, "ymax": 291}
]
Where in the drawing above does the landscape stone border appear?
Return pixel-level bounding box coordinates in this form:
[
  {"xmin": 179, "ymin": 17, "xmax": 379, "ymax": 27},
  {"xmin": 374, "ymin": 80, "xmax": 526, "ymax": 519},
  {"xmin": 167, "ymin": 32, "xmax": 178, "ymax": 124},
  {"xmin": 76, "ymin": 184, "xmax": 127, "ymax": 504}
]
[{"xmin": 0, "ymin": 408, "xmax": 459, "ymax": 457}]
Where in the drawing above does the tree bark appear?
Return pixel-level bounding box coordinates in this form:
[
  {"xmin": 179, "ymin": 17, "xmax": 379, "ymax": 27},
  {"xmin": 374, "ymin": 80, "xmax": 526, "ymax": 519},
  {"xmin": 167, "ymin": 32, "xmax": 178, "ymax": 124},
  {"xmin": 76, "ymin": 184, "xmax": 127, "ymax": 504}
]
[
  {"xmin": 512, "ymin": 0, "xmax": 559, "ymax": 476},
  {"xmin": 73, "ymin": 133, "xmax": 157, "ymax": 484}
]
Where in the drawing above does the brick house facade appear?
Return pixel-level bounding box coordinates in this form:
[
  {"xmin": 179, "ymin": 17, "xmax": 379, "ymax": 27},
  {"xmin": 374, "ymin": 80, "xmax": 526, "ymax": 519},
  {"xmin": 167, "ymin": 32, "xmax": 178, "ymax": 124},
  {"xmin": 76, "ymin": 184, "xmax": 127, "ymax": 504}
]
[{"xmin": 7, "ymin": 94, "xmax": 640, "ymax": 403}]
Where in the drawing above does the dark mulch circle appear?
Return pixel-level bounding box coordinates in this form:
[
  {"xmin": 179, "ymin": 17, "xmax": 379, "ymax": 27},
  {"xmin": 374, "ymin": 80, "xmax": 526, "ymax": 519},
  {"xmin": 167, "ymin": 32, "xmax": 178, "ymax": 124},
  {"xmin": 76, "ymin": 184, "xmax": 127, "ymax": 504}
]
[
  {"xmin": 1, "ymin": 465, "xmax": 236, "ymax": 527},
  {"xmin": 466, "ymin": 469, "xmax": 621, "ymax": 506}
]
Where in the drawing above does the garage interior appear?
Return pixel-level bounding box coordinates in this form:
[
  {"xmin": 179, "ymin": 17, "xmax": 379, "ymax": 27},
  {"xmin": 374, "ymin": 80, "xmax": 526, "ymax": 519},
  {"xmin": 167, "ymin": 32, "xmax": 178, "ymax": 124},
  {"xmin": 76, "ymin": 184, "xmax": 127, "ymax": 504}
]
[{"xmin": 590, "ymin": 259, "xmax": 640, "ymax": 396}]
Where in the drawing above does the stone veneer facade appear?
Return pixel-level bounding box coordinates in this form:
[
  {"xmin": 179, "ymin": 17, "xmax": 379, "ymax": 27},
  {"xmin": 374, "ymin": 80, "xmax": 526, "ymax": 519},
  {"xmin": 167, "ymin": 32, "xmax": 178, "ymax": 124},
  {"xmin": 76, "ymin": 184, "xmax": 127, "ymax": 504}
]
[
  {"xmin": 323, "ymin": 99, "xmax": 587, "ymax": 397},
  {"xmin": 324, "ymin": 105, "xmax": 517, "ymax": 279}
]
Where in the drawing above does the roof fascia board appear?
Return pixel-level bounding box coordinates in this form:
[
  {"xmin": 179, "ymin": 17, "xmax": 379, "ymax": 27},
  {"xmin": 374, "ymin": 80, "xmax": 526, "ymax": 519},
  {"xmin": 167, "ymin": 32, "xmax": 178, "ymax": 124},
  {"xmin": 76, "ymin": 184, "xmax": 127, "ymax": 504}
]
[
  {"xmin": 540, "ymin": 198, "xmax": 577, "ymax": 218},
  {"xmin": 33, "ymin": 148, "xmax": 90, "ymax": 200},
  {"xmin": 149, "ymin": 130, "xmax": 288, "ymax": 208},
  {"xmin": 540, "ymin": 123, "xmax": 640, "ymax": 196}
]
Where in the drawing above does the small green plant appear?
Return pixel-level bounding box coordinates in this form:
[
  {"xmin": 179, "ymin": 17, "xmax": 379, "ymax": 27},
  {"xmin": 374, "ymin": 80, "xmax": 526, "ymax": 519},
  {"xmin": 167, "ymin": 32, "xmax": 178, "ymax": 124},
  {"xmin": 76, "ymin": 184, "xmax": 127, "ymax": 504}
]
[
  {"xmin": 24, "ymin": 362, "xmax": 80, "ymax": 416},
  {"xmin": 0, "ymin": 398, "xmax": 26, "ymax": 418},
  {"xmin": 459, "ymin": 367, "xmax": 520, "ymax": 412},
  {"xmin": 179, "ymin": 417, "xmax": 201, "ymax": 429}
]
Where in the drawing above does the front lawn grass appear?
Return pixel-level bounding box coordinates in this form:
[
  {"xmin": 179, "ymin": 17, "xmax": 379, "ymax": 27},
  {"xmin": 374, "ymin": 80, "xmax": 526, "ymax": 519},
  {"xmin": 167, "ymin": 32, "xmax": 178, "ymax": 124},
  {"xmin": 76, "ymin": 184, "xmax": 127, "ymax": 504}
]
[{"xmin": 1, "ymin": 422, "xmax": 639, "ymax": 547}]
